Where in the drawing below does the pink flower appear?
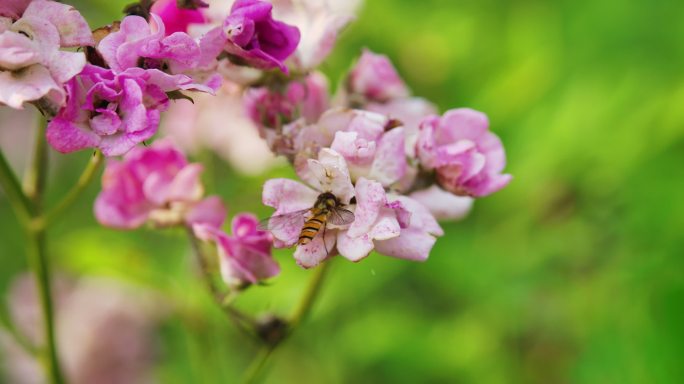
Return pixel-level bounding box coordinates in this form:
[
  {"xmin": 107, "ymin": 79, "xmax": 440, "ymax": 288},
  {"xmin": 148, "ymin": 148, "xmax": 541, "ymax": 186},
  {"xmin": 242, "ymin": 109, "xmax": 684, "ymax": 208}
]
[
  {"xmin": 0, "ymin": 0, "xmax": 93, "ymax": 111},
  {"xmin": 347, "ymin": 48, "xmax": 410, "ymax": 103},
  {"xmin": 94, "ymin": 139, "xmax": 225, "ymax": 229},
  {"xmin": 47, "ymin": 65, "xmax": 170, "ymax": 156},
  {"xmin": 151, "ymin": 0, "xmax": 207, "ymax": 35},
  {"xmin": 194, "ymin": 214, "xmax": 279, "ymax": 286},
  {"xmin": 328, "ymin": 112, "xmax": 406, "ymax": 187},
  {"xmin": 207, "ymin": 0, "xmax": 301, "ymax": 72},
  {"xmin": 263, "ymin": 149, "xmax": 424, "ymax": 268},
  {"xmin": 365, "ymin": 97, "xmax": 438, "ymax": 158},
  {"xmin": 289, "ymin": 108, "xmax": 407, "ymax": 187},
  {"xmin": 244, "ymin": 71, "xmax": 329, "ymax": 131},
  {"xmin": 98, "ymin": 14, "xmax": 219, "ymax": 93},
  {"xmin": 417, "ymin": 108, "xmax": 512, "ymax": 197},
  {"xmin": 374, "ymin": 194, "xmax": 444, "ymax": 261}
]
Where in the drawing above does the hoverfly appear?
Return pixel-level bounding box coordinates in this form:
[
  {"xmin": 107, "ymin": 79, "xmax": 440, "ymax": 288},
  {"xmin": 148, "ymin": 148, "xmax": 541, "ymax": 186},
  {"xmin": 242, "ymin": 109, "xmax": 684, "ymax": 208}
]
[{"xmin": 261, "ymin": 192, "xmax": 355, "ymax": 246}]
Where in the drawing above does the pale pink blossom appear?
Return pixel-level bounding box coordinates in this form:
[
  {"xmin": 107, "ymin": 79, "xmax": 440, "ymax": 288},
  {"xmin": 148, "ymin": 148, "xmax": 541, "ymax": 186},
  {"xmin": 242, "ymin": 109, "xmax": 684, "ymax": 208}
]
[
  {"xmin": 94, "ymin": 139, "xmax": 225, "ymax": 229},
  {"xmin": 347, "ymin": 48, "xmax": 409, "ymax": 103},
  {"xmin": 290, "ymin": 108, "xmax": 407, "ymax": 187},
  {"xmin": 417, "ymin": 108, "xmax": 512, "ymax": 197},
  {"xmin": 0, "ymin": 0, "xmax": 93, "ymax": 111},
  {"xmin": 374, "ymin": 194, "xmax": 444, "ymax": 261},
  {"xmin": 263, "ymin": 149, "xmax": 432, "ymax": 267},
  {"xmin": 194, "ymin": 213, "xmax": 279, "ymax": 285}
]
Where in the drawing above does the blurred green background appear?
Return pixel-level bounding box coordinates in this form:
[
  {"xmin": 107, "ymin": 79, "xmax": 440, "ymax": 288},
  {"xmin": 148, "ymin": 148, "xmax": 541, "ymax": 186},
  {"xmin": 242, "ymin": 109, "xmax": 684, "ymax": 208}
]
[{"xmin": 2, "ymin": 0, "xmax": 684, "ymax": 383}]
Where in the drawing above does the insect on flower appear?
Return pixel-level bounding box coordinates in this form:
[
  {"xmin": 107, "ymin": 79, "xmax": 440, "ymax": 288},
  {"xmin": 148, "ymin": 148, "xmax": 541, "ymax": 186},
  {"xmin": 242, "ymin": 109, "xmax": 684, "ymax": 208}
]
[{"xmin": 261, "ymin": 192, "xmax": 355, "ymax": 247}]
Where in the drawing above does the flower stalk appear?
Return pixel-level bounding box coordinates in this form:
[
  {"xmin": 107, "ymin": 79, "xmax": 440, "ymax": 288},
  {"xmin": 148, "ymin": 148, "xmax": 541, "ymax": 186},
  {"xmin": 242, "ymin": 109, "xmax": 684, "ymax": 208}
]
[
  {"xmin": 242, "ymin": 260, "xmax": 333, "ymax": 384},
  {"xmin": 24, "ymin": 119, "xmax": 65, "ymax": 384},
  {"xmin": 43, "ymin": 151, "xmax": 103, "ymax": 227}
]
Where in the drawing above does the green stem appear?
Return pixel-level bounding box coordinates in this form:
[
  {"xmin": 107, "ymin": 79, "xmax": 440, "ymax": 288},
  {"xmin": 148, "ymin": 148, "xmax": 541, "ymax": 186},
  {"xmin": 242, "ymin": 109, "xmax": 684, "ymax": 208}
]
[
  {"xmin": 288, "ymin": 260, "xmax": 332, "ymax": 331},
  {"xmin": 24, "ymin": 118, "xmax": 48, "ymax": 211},
  {"xmin": 241, "ymin": 260, "xmax": 333, "ymax": 384},
  {"xmin": 42, "ymin": 151, "xmax": 103, "ymax": 227},
  {"xmin": 0, "ymin": 149, "xmax": 31, "ymax": 226},
  {"xmin": 26, "ymin": 228, "xmax": 64, "ymax": 384},
  {"xmin": 24, "ymin": 117, "xmax": 65, "ymax": 384},
  {"xmin": 241, "ymin": 345, "xmax": 276, "ymax": 384},
  {"xmin": 186, "ymin": 228, "xmax": 258, "ymax": 336}
]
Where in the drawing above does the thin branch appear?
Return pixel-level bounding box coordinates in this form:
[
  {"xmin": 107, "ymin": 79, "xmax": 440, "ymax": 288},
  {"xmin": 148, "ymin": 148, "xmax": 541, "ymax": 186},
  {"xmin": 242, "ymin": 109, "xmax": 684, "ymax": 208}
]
[
  {"xmin": 0, "ymin": 149, "xmax": 31, "ymax": 226},
  {"xmin": 43, "ymin": 151, "xmax": 103, "ymax": 227},
  {"xmin": 241, "ymin": 260, "xmax": 333, "ymax": 384},
  {"xmin": 185, "ymin": 227, "xmax": 258, "ymax": 337}
]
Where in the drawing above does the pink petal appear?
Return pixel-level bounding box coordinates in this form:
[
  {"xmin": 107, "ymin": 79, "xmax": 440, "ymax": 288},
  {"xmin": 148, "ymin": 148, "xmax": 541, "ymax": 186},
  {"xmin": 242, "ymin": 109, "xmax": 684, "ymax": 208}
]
[
  {"xmin": 262, "ymin": 178, "xmax": 318, "ymax": 246},
  {"xmin": 185, "ymin": 196, "xmax": 227, "ymax": 229},
  {"xmin": 374, "ymin": 228, "xmax": 436, "ymax": 262},
  {"xmin": 390, "ymin": 195, "xmax": 444, "ymax": 236},
  {"xmin": 163, "ymin": 164, "xmax": 204, "ymax": 203},
  {"xmin": 0, "ymin": 64, "xmax": 62, "ymax": 109},
  {"xmin": 336, "ymin": 231, "xmax": 373, "ymax": 262},
  {"xmin": 409, "ymin": 185, "xmax": 474, "ymax": 221},
  {"xmin": 436, "ymin": 108, "xmax": 489, "ymax": 145},
  {"xmin": 262, "ymin": 178, "xmax": 318, "ymax": 214},
  {"xmin": 369, "ymin": 127, "xmax": 406, "ymax": 186},
  {"xmin": 303, "ymin": 148, "xmax": 354, "ymax": 204},
  {"xmin": 0, "ymin": 0, "xmax": 31, "ymax": 20},
  {"xmin": 47, "ymin": 50, "xmax": 86, "ymax": 84},
  {"xmin": 23, "ymin": 0, "xmax": 94, "ymax": 47},
  {"xmin": 294, "ymin": 229, "xmax": 336, "ymax": 268},
  {"xmin": 346, "ymin": 178, "xmax": 385, "ymax": 238},
  {"xmin": 0, "ymin": 31, "xmax": 40, "ymax": 70}
]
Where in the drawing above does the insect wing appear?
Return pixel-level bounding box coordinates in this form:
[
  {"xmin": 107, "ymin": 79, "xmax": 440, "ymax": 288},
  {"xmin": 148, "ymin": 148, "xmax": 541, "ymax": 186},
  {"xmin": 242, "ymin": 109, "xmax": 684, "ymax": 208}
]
[
  {"xmin": 258, "ymin": 209, "xmax": 310, "ymax": 231},
  {"xmin": 327, "ymin": 208, "xmax": 355, "ymax": 226}
]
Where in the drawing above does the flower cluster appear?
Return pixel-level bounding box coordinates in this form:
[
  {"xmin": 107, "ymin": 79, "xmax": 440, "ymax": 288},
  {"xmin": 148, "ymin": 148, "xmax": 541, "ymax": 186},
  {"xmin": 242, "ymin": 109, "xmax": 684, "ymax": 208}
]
[
  {"xmin": 2, "ymin": 0, "xmax": 511, "ymax": 275},
  {"xmin": 245, "ymin": 46, "xmax": 511, "ymax": 267}
]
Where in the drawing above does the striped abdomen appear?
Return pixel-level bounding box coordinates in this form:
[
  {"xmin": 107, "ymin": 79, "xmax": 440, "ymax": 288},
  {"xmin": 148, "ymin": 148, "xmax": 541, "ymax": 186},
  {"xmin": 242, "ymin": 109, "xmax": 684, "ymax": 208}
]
[{"xmin": 298, "ymin": 210, "xmax": 327, "ymax": 245}]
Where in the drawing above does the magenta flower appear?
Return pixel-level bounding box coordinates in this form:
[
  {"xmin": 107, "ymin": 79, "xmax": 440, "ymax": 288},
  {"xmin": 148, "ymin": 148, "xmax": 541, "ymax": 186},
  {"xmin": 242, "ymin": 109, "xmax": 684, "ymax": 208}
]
[
  {"xmin": 245, "ymin": 71, "xmax": 329, "ymax": 131},
  {"xmin": 98, "ymin": 14, "xmax": 219, "ymax": 93},
  {"xmin": 0, "ymin": 0, "xmax": 31, "ymax": 20},
  {"xmin": 47, "ymin": 65, "xmax": 170, "ymax": 156},
  {"xmin": 347, "ymin": 49, "xmax": 410, "ymax": 103},
  {"xmin": 194, "ymin": 214, "xmax": 279, "ymax": 286},
  {"xmin": 94, "ymin": 140, "xmax": 225, "ymax": 229},
  {"xmin": 151, "ymin": 0, "xmax": 207, "ymax": 35},
  {"xmin": 417, "ymin": 108, "xmax": 512, "ymax": 197},
  {"xmin": 212, "ymin": 0, "xmax": 301, "ymax": 72},
  {"xmin": 0, "ymin": 0, "xmax": 93, "ymax": 111}
]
